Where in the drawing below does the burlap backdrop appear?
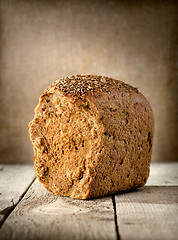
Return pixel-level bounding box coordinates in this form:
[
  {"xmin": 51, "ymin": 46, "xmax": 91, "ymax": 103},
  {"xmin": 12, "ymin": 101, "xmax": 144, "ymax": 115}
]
[{"xmin": 0, "ymin": 0, "xmax": 177, "ymax": 163}]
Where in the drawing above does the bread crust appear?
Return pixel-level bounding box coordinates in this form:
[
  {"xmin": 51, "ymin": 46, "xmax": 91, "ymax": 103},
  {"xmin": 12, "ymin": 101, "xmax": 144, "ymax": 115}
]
[{"xmin": 29, "ymin": 75, "xmax": 154, "ymax": 199}]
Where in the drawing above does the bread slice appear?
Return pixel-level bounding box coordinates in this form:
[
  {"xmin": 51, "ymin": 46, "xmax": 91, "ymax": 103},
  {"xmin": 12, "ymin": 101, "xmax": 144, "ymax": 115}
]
[{"xmin": 29, "ymin": 75, "xmax": 154, "ymax": 199}]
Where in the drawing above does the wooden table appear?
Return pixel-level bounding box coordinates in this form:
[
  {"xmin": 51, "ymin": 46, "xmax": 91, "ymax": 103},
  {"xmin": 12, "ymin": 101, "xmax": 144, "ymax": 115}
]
[{"xmin": 0, "ymin": 163, "xmax": 178, "ymax": 240}]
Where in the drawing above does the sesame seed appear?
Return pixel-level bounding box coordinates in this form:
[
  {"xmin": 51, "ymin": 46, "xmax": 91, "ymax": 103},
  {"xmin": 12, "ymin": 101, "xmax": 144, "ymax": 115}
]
[{"xmin": 52, "ymin": 74, "xmax": 136, "ymax": 98}]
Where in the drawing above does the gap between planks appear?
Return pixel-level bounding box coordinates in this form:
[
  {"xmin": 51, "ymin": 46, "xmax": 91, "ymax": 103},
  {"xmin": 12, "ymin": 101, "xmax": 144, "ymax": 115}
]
[
  {"xmin": 112, "ymin": 195, "xmax": 121, "ymax": 240},
  {"xmin": 0, "ymin": 177, "xmax": 36, "ymax": 228},
  {"xmin": 0, "ymin": 165, "xmax": 35, "ymax": 227}
]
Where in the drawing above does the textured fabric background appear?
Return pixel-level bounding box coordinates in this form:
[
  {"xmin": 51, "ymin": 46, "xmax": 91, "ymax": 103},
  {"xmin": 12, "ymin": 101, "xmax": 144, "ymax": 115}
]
[{"xmin": 0, "ymin": 0, "xmax": 177, "ymax": 163}]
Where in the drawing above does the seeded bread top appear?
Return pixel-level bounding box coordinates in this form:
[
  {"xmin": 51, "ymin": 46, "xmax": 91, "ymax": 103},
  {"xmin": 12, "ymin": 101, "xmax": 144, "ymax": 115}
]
[{"xmin": 50, "ymin": 74, "xmax": 138, "ymax": 98}]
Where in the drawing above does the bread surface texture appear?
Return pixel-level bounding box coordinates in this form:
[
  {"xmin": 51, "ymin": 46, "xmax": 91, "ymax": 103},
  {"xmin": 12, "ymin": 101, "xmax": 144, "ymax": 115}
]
[{"xmin": 29, "ymin": 74, "xmax": 154, "ymax": 199}]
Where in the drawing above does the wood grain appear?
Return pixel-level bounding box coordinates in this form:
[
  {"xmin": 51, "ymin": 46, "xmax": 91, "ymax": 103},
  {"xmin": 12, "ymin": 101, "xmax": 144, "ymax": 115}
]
[
  {"xmin": 0, "ymin": 179, "xmax": 116, "ymax": 240},
  {"xmin": 0, "ymin": 165, "xmax": 35, "ymax": 225},
  {"xmin": 115, "ymin": 162, "xmax": 178, "ymax": 240},
  {"xmin": 147, "ymin": 162, "xmax": 178, "ymax": 186},
  {"xmin": 115, "ymin": 186, "xmax": 178, "ymax": 240}
]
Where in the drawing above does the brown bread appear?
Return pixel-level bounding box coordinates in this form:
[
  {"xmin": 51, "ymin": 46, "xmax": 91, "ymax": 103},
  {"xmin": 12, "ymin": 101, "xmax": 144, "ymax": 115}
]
[{"xmin": 29, "ymin": 75, "xmax": 154, "ymax": 199}]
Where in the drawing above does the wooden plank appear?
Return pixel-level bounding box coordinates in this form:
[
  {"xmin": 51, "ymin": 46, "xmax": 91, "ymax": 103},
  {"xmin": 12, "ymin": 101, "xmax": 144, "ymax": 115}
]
[
  {"xmin": 146, "ymin": 162, "xmax": 178, "ymax": 186},
  {"xmin": 0, "ymin": 165, "xmax": 35, "ymax": 226},
  {"xmin": 0, "ymin": 179, "xmax": 116, "ymax": 240},
  {"xmin": 115, "ymin": 162, "xmax": 178, "ymax": 240},
  {"xmin": 115, "ymin": 186, "xmax": 178, "ymax": 240}
]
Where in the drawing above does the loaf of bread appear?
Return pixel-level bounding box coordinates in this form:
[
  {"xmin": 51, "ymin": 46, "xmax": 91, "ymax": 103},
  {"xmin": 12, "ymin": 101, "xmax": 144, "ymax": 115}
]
[{"xmin": 29, "ymin": 75, "xmax": 154, "ymax": 199}]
